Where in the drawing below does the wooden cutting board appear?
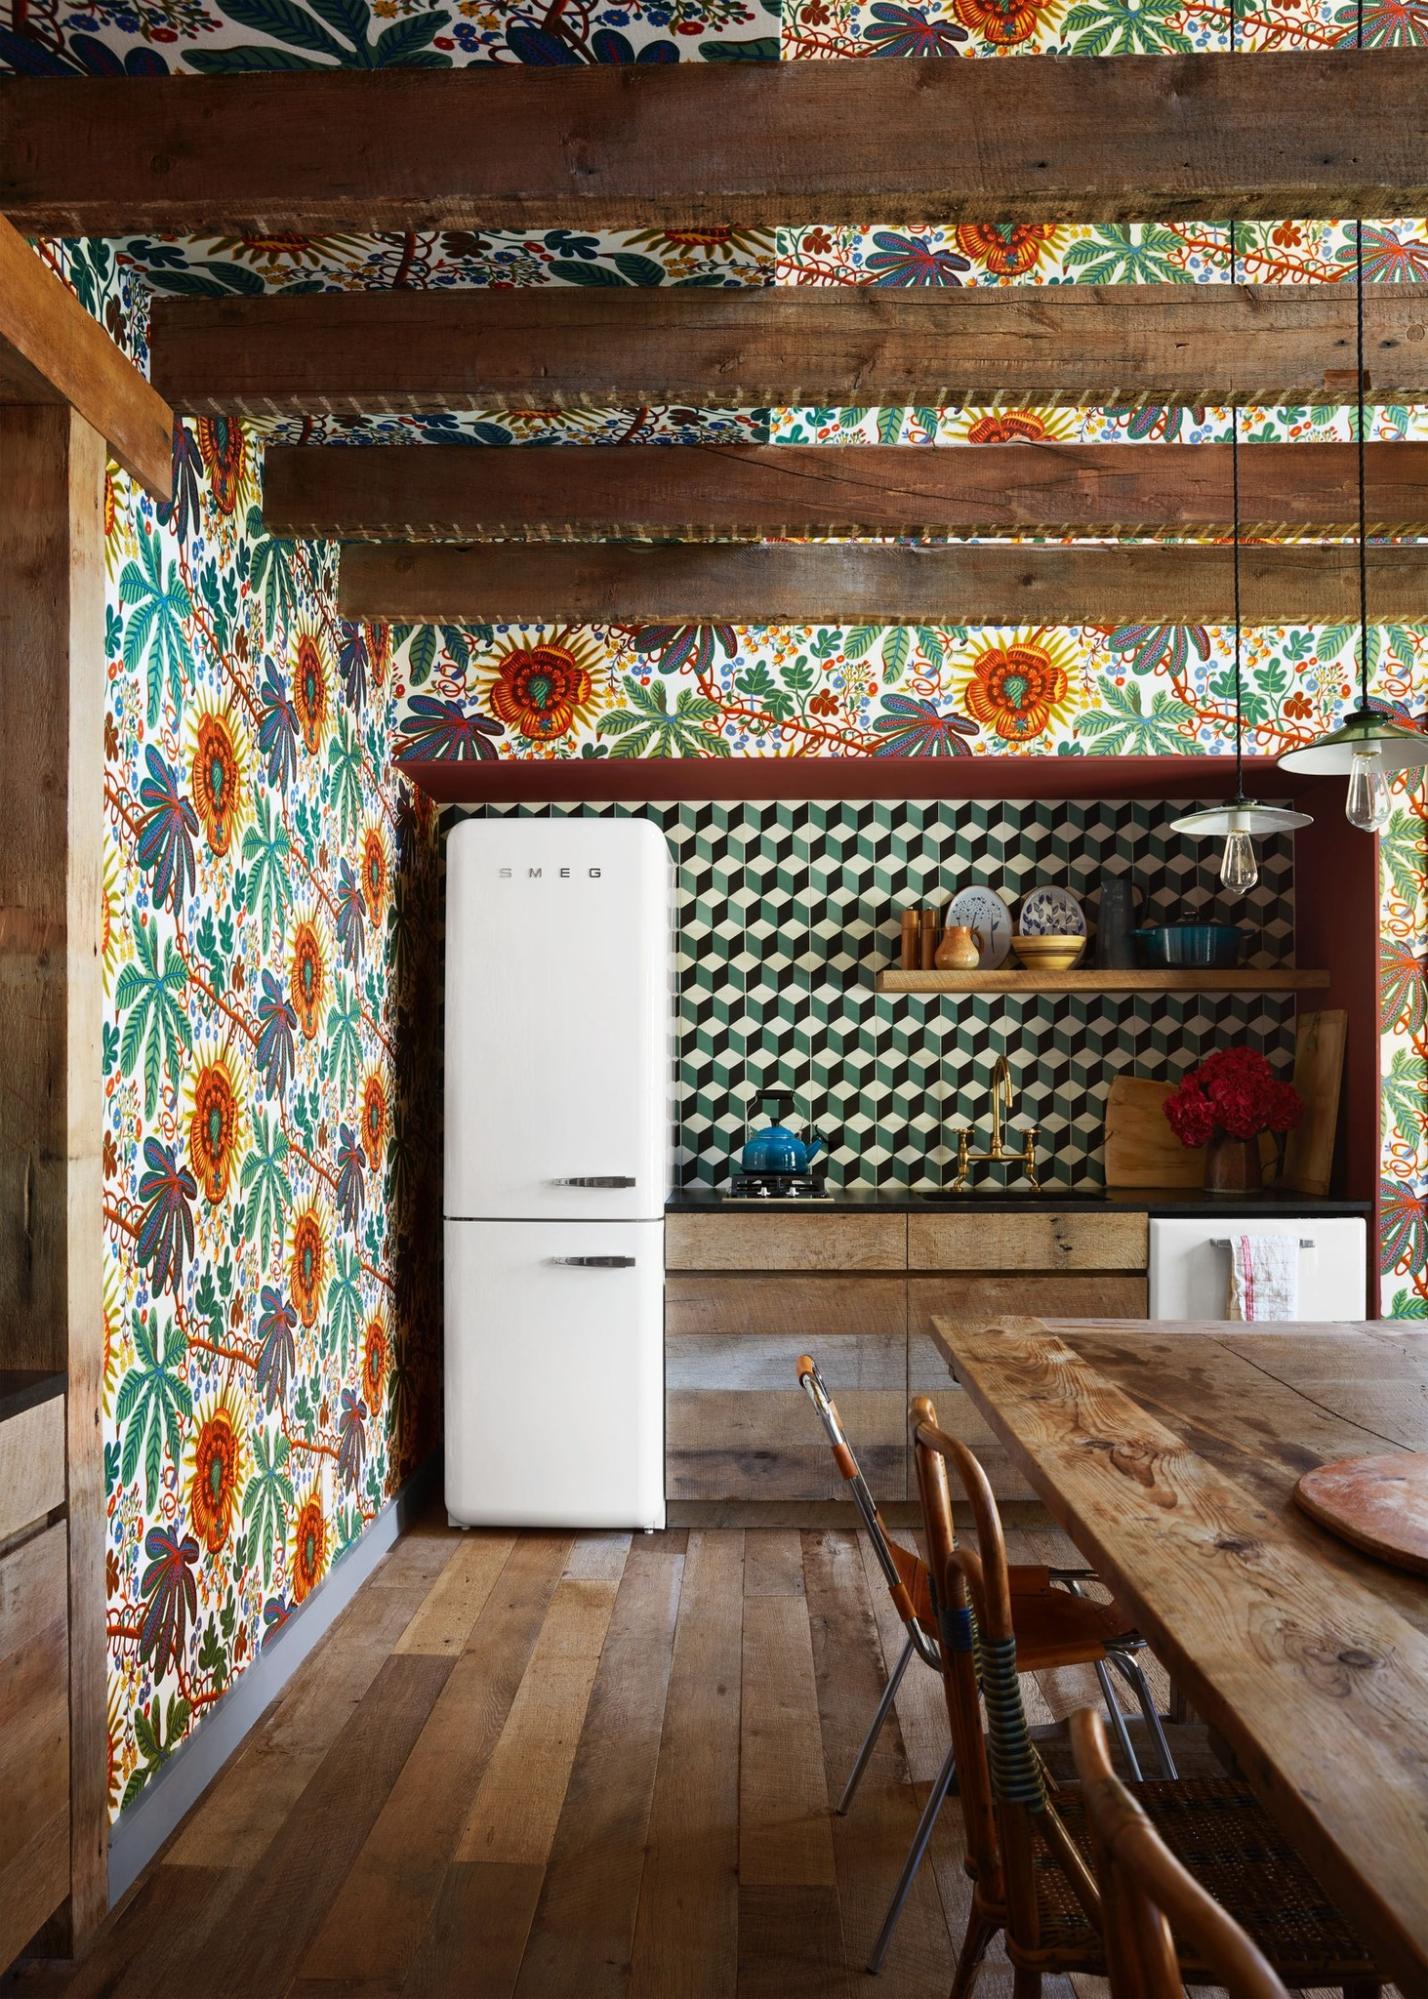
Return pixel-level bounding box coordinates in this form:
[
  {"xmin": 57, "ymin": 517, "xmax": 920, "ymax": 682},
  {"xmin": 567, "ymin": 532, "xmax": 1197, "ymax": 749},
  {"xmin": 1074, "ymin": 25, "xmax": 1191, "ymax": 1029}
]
[
  {"xmin": 1103, "ymin": 1074, "xmax": 1276, "ymax": 1189},
  {"xmin": 1282, "ymin": 1008, "xmax": 1347, "ymax": 1198},
  {"xmin": 1295, "ymin": 1452, "xmax": 1428, "ymax": 1575},
  {"xmin": 1104, "ymin": 1075, "xmax": 1203, "ymax": 1189}
]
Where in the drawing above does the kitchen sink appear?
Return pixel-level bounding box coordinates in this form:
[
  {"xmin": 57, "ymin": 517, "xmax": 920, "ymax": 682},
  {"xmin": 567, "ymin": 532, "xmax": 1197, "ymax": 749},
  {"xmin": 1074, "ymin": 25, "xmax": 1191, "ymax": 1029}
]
[{"xmin": 915, "ymin": 1187, "xmax": 1113, "ymax": 1203}]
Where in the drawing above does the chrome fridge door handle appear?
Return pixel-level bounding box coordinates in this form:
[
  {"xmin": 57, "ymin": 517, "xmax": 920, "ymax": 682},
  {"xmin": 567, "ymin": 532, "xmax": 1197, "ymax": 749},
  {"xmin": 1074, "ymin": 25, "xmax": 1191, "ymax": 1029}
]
[
  {"xmin": 549, "ymin": 1176, "xmax": 637, "ymax": 1188},
  {"xmin": 547, "ymin": 1255, "xmax": 637, "ymax": 1268}
]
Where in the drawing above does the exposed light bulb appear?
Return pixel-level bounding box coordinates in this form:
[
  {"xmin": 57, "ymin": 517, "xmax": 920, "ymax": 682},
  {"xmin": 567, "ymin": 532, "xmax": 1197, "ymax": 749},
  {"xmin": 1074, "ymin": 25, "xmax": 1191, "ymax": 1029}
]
[
  {"xmin": 1345, "ymin": 745, "xmax": 1391, "ymax": 832},
  {"xmin": 1219, "ymin": 827, "xmax": 1258, "ymax": 901}
]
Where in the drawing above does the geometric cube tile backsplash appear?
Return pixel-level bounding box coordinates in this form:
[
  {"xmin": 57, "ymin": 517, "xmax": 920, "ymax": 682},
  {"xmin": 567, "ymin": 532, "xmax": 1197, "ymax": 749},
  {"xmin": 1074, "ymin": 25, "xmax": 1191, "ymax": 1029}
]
[{"xmin": 452, "ymin": 797, "xmax": 1297, "ymax": 1189}]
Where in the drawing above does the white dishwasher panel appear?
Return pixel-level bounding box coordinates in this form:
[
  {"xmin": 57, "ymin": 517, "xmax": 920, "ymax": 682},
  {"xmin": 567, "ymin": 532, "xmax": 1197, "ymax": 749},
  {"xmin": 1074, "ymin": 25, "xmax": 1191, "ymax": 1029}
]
[{"xmin": 1148, "ymin": 1216, "xmax": 1366, "ymax": 1320}]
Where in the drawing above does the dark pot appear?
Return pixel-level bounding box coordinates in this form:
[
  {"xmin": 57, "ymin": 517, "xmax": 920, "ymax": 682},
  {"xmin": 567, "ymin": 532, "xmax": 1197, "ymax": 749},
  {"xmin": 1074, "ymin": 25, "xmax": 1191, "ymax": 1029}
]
[{"xmin": 1133, "ymin": 923, "xmax": 1243, "ymax": 969}]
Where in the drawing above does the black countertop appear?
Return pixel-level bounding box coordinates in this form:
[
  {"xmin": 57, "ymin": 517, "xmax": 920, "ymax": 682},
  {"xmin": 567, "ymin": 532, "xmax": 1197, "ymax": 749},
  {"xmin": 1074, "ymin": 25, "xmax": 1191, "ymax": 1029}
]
[
  {"xmin": 0, "ymin": 1367, "xmax": 65, "ymax": 1425},
  {"xmin": 666, "ymin": 1187, "xmax": 1371, "ymax": 1217}
]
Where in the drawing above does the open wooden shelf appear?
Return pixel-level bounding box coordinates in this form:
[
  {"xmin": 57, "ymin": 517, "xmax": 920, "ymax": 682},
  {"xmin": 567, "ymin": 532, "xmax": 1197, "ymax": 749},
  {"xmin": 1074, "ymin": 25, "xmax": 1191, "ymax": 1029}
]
[{"xmin": 876, "ymin": 968, "xmax": 1331, "ymax": 995}]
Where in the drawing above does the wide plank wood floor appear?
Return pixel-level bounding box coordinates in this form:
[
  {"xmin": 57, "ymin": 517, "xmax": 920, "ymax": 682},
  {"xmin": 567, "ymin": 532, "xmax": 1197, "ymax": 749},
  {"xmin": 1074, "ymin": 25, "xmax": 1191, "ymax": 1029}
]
[{"xmin": 5, "ymin": 1512, "xmax": 1168, "ymax": 1999}]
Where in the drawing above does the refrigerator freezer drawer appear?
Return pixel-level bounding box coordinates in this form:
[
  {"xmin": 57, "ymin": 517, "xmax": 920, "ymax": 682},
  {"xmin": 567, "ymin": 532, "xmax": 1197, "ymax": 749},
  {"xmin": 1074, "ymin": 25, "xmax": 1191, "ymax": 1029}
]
[
  {"xmin": 445, "ymin": 1219, "xmax": 666, "ymax": 1530},
  {"xmin": 1148, "ymin": 1216, "xmax": 1367, "ymax": 1320}
]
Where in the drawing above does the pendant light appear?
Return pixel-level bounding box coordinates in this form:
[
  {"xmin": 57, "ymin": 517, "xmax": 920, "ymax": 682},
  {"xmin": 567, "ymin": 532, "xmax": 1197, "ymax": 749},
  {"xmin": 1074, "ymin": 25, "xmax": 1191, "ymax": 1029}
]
[
  {"xmin": 1278, "ymin": 1, "xmax": 1428, "ymax": 817},
  {"xmin": 1172, "ymin": 196, "xmax": 1311, "ymax": 899}
]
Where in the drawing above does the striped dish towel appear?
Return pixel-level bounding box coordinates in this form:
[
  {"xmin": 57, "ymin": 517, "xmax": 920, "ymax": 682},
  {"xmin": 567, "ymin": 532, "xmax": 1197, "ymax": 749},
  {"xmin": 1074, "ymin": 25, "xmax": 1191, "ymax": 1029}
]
[{"xmin": 1227, "ymin": 1234, "xmax": 1300, "ymax": 1321}]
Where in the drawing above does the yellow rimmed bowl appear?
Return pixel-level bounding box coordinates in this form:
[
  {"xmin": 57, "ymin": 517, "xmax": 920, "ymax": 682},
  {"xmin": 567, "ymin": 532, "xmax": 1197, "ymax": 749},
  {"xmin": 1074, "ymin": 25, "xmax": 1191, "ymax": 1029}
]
[{"xmin": 1011, "ymin": 933, "xmax": 1085, "ymax": 972}]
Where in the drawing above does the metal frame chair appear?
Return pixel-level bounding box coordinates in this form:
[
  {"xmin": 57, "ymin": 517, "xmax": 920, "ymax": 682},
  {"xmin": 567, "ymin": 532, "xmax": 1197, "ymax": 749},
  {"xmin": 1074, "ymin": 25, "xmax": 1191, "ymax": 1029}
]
[
  {"xmin": 910, "ymin": 1396, "xmax": 1385, "ymax": 1999},
  {"xmin": 797, "ymin": 1355, "xmax": 1175, "ymax": 1974}
]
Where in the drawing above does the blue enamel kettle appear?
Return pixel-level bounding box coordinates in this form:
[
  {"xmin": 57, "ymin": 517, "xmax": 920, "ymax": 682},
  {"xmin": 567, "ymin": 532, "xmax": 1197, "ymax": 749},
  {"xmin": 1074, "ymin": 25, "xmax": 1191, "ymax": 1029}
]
[{"xmin": 740, "ymin": 1096, "xmax": 826, "ymax": 1176}]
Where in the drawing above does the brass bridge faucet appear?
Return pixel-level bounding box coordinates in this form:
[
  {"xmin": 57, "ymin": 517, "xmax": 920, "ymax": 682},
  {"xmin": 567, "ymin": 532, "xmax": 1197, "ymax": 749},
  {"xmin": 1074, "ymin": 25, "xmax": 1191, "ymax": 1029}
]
[{"xmin": 950, "ymin": 1054, "xmax": 1042, "ymax": 1192}]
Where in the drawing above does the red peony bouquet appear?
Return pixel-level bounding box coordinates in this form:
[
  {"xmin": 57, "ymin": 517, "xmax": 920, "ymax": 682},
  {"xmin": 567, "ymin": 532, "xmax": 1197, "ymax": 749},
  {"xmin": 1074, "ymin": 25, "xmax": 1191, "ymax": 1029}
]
[{"xmin": 1163, "ymin": 1046, "xmax": 1303, "ymax": 1149}]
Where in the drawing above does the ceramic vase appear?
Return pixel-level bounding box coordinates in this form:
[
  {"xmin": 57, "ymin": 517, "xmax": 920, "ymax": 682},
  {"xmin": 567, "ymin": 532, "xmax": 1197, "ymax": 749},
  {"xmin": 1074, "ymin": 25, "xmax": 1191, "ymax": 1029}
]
[
  {"xmin": 1094, "ymin": 870, "xmax": 1139, "ymax": 970},
  {"xmin": 1203, "ymin": 1130, "xmax": 1263, "ymax": 1194}
]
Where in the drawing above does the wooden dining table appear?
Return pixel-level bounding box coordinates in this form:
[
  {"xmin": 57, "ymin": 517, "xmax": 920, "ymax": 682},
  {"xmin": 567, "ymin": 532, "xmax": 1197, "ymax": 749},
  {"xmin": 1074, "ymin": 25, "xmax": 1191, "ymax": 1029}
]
[{"xmin": 929, "ymin": 1314, "xmax": 1428, "ymax": 1999}]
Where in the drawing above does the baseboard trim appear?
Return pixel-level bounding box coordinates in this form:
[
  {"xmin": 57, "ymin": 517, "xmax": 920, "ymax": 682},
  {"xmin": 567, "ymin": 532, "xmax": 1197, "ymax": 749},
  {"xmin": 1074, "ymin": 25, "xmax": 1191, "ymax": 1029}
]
[{"xmin": 107, "ymin": 1454, "xmax": 439, "ymax": 1908}]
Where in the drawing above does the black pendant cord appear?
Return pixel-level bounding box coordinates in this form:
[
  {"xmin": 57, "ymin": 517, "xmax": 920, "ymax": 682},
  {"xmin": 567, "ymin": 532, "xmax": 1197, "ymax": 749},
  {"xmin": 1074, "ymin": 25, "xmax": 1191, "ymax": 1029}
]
[
  {"xmin": 1229, "ymin": 216, "xmax": 1245, "ymax": 800},
  {"xmin": 1355, "ymin": 0, "xmax": 1370, "ymax": 712},
  {"xmin": 1227, "ymin": 0, "xmax": 1245, "ymax": 800},
  {"xmin": 1355, "ymin": 209, "xmax": 1370, "ymax": 713}
]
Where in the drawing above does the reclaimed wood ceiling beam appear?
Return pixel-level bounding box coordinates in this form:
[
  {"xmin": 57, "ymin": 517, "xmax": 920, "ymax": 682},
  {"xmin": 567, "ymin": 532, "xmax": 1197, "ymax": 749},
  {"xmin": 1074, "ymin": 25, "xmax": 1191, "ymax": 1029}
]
[
  {"xmin": 337, "ymin": 540, "xmax": 1428, "ymax": 626},
  {"xmin": 262, "ymin": 442, "xmax": 1428, "ymax": 541},
  {"xmin": 151, "ymin": 285, "xmax": 1428, "ymax": 415},
  {"xmin": 0, "ymin": 217, "xmax": 172, "ymax": 500},
  {"xmin": 5, "ymin": 53, "xmax": 1428, "ymax": 235}
]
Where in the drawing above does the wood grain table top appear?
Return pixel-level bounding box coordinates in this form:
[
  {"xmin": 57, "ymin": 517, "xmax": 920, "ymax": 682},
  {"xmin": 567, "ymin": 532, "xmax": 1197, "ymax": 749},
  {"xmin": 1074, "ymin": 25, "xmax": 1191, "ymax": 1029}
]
[{"xmin": 928, "ymin": 1314, "xmax": 1428, "ymax": 1998}]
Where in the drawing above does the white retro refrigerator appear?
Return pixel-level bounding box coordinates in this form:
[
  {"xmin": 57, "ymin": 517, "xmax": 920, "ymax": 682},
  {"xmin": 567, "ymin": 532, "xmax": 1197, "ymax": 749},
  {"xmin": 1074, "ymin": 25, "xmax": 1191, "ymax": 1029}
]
[{"xmin": 444, "ymin": 816, "xmax": 672, "ymax": 1530}]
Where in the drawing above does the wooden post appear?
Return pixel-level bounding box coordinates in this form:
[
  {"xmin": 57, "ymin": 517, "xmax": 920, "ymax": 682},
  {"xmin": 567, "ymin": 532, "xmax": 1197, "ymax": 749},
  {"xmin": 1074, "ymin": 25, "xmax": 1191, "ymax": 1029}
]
[{"xmin": 0, "ymin": 406, "xmax": 108, "ymax": 1946}]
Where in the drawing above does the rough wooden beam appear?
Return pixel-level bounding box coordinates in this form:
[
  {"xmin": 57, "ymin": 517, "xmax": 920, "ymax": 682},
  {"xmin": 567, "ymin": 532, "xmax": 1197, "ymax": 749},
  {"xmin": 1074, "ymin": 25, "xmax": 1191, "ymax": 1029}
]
[
  {"xmin": 338, "ymin": 539, "xmax": 1428, "ymax": 626},
  {"xmin": 0, "ymin": 406, "xmax": 108, "ymax": 1947},
  {"xmin": 0, "ymin": 219, "xmax": 172, "ymax": 501},
  {"xmin": 150, "ymin": 284, "xmax": 1428, "ymax": 416},
  {"xmin": 6, "ymin": 54, "xmax": 1428, "ymax": 235},
  {"xmin": 263, "ymin": 441, "xmax": 1428, "ymax": 541}
]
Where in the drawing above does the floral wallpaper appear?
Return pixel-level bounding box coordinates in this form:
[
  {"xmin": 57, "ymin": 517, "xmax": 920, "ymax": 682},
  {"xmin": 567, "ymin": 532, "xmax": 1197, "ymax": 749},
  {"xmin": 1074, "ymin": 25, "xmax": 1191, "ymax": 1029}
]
[
  {"xmin": 388, "ymin": 618, "xmax": 1427, "ymax": 765},
  {"xmin": 775, "ymin": 216, "xmax": 1428, "ymax": 289},
  {"xmin": 99, "ymin": 414, "xmax": 441, "ymax": 1817},
  {"xmin": 1380, "ymin": 774, "xmax": 1428, "ymax": 1318},
  {"xmin": 0, "ymin": 0, "xmax": 1416, "ymax": 75},
  {"xmin": 84, "ymin": 223, "xmax": 776, "ymax": 310},
  {"xmin": 0, "ymin": 0, "xmax": 774, "ymax": 71},
  {"xmin": 785, "ymin": 0, "xmax": 1419, "ymax": 57}
]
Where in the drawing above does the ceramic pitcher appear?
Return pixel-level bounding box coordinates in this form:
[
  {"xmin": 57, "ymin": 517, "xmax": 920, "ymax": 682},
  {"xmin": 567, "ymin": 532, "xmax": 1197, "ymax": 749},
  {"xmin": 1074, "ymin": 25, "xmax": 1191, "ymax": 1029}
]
[{"xmin": 934, "ymin": 924, "xmax": 980, "ymax": 971}]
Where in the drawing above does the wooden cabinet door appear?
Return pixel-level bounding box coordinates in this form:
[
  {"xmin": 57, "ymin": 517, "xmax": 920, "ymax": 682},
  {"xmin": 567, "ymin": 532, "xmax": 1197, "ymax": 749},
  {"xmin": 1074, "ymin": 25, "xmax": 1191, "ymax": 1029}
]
[
  {"xmin": 666, "ymin": 1275, "xmax": 907, "ymax": 1502},
  {"xmin": 0, "ymin": 1394, "xmax": 64, "ymax": 1545},
  {"xmin": 907, "ymin": 1210, "xmax": 1148, "ymax": 1273},
  {"xmin": 665, "ymin": 1210, "xmax": 906, "ymax": 1272}
]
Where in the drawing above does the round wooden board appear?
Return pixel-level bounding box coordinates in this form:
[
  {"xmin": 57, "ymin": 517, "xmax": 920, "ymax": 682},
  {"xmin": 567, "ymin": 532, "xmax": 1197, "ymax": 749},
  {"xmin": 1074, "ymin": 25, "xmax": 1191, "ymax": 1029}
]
[{"xmin": 1294, "ymin": 1451, "xmax": 1428, "ymax": 1576}]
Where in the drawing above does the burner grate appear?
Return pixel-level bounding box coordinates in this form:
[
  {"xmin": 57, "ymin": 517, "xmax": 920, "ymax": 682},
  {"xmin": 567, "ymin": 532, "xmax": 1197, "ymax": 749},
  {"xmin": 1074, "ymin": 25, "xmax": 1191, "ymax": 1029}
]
[{"xmin": 727, "ymin": 1173, "xmax": 828, "ymax": 1200}]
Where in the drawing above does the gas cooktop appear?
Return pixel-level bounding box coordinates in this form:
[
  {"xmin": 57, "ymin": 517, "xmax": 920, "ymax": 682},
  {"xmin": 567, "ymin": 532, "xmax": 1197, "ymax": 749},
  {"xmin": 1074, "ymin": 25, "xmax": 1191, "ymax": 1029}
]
[{"xmin": 726, "ymin": 1173, "xmax": 831, "ymax": 1201}]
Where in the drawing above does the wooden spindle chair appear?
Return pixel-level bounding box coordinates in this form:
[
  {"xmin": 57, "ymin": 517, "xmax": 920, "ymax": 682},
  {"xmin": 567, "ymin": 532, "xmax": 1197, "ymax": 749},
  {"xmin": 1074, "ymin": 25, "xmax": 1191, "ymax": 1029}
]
[
  {"xmin": 910, "ymin": 1394, "xmax": 1386, "ymax": 1999},
  {"xmin": 797, "ymin": 1354, "xmax": 1174, "ymax": 1973}
]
